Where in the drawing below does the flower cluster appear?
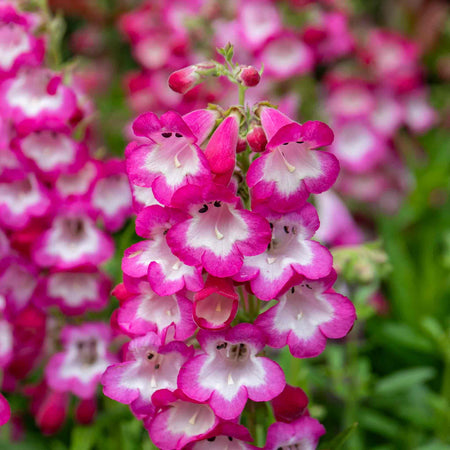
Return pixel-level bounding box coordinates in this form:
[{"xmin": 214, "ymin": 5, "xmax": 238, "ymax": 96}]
[
  {"xmin": 0, "ymin": 1, "xmax": 131, "ymax": 433},
  {"xmin": 114, "ymin": 0, "xmax": 437, "ymax": 228},
  {"xmin": 102, "ymin": 56, "xmax": 357, "ymax": 448}
]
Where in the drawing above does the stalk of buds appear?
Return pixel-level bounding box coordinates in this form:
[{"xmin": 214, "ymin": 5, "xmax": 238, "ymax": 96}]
[{"xmin": 102, "ymin": 46, "xmax": 356, "ymax": 449}]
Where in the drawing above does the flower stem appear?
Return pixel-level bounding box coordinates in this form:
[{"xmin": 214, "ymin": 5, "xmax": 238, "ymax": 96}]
[{"xmin": 239, "ymin": 84, "xmax": 246, "ymax": 106}]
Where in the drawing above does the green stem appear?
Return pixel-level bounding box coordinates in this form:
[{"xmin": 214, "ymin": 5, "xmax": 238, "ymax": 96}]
[
  {"xmin": 239, "ymin": 84, "xmax": 246, "ymax": 106},
  {"xmin": 437, "ymin": 347, "xmax": 450, "ymax": 442}
]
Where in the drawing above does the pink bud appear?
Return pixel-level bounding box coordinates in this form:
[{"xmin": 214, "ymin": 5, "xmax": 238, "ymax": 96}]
[
  {"xmin": 168, "ymin": 65, "xmax": 199, "ymax": 94},
  {"xmin": 247, "ymin": 124, "xmax": 268, "ymax": 152},
  {"xmin": 75, "ymin": 397, "xmax": 97, "ymax": 425},
  {"xmin": 36, "ymin": 391, "xmax": 68, "ymax": 435},
  {"xmin": 168, "ymin": 62, "xmax": 215, "ymax": 95},
  {"xmin": 236, "ymin": 136, "xmax": 247, "ymax": 153},
  {"xmin": 237, "ymin": 65, "xmax": 260, "ymax": 87},
  {"xmin": 204, "ymin": 114, "xmax": 239, "ymax": 185},
  {"xmin": 271, "ymin": 384, "xmax": 309, "ymax": 423}
]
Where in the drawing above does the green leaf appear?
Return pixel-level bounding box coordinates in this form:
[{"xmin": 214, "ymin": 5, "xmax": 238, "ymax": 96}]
[
  {"xmin": 319, "ymin": 423, "xmax": 358, "ymax": 450},
  {"xmin": 70, "ymin": 426, "xmax": 96, "ymax": 450},
  {"xmin": 374, "ymin": 367, "xmax": 436, "ymax": 396}
]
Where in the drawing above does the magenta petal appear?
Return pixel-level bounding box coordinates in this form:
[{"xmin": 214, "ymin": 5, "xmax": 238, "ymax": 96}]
[
  {"xmin": 182, "ymin": 109, "xmax": 219, "ymax": 145},
  {"xmin": 132, "ymin": 112, "xmax": 162, "ymax": 139},
  {"xmin": 300, "ymin": 121, "xmax": 334, "ymax": 148},
  {"xmin": 260, "ymin": 107, "xmax": 294, "ymax": 142},
  {"xmin": 0, "ymin": 393, "xmax": 10, "ymax": 426}
]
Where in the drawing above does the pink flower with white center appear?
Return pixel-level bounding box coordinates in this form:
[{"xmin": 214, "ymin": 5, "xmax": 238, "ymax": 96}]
[
  {"xmin": 126, "ymin": 110, "xmax": 216, "ymax": 206},
  {"xmin": 55, "ymin": 160, "xmax": 98, "ymax": 200},
  {"xmin": 315, "ymin": 191, "xmax": 364, "ymax": 247},
  {"xmin": 91, "ymin": 159, "xmax": 133, "ymax": 232},
  {"xmin": 115, "ymin": 277, "xmax": 196, "ymax": 340},
  {"xmin": 0, "ymin": 393, "xmax": 10, "ymax": 426},
  {"xmin": 45, "ymin": 323, "xmax": 116, "ymax": 399},
  {"xmin": 193, "ymin": 276, "xmax": 239, "ymax": 330},
  {"xmin": 326, "ymin": 81, "xmax": 375, "ymax": 121},
  {"xmin": 0, "ymin": 255, "xmax": 37, "ymax": 316},
  {"xmin": 234, "ymin": 203, "xmax": 333, "ymax": 301},
  {"xmin": 263, "ymin": 416, "xmax": 325, "ymax": 450},
  {"xmin": 32, "ymin": 206, "xmax": 114, "ymax": 270},
  {"xmin": 255, "ymin": 271, "xmax": 356, "ymax": 358},
  {"xmin": 178, "ymin": 323, "xmax": 285, "ymax": 420},
  {"xmin": 0, "ymin": 68, "xmax": 77, "ymax": 123},
  {"xmin": 303, "ymin": 11, "xmax": 354, "ymax": 63},
  {"xmin": 166, "ymin": 184, "xmax": 272, "ymax": 278},
  {"xmin": 237, "ymin": 0, "xmax": 282, "ymax": 51},
  {"xmin": 402, "ymin": 90, "xmax": 437, "ymax": 134},
  {"xmin": 0, "ymin": 173, "xmax": 50, "ymax": 229},
  {"xmin": 0, "ymin": 7, "xmax": 44, "ymax": 79},
  {"xmin": 145, "ymin": 390, "xmax": 220, "ymax": 449},
  {"xmin": 35, "ymin": 269, "xmax": 111, "ymax": 316},
  {"xmin": 370, "ymin": 92, "xmax": 404, "ymax": 137},
  {"xmin": 102, "ymin": 332, "xmax": 193, "ymax": 417},
  {"xmin": 162, "ymin": 0, "xmax": 203, "ymax": 38},
  {"xmin": 13, "ymin": 126, "xmax": 86, "ymax": 178},
  {"xmin": 330, "ymin": 120, "xmax": 388, "ymax": 173},
  {"xmin": 248, "ymin": 108, "xmax": 337, "ymax": 213},
  {"xmin": 131, "ymin": 184, "xmax": 162, "ymax": 213},
  {"xmin": 123, "ymin": 205, "xmax": 203, "ymax": 296},
  {"xmin": 258, "ymin": 33, "xmax": 314, "ymax": 80},
  {"xmin": 365, "ymin": 30, "xmax": 420, "ymax": 86},
  {"xmin": 185, "ymin": 422, "xmax": 254, "ymax": 449}
]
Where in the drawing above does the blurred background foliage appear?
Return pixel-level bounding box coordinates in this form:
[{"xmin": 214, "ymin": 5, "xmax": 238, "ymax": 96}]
[{"xmin": 1, "ymin": 0, "xmax": 449, "ymax": 449}]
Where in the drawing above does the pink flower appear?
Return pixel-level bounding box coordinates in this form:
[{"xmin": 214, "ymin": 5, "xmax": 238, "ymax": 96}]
[
  {"xmin": 255, "ymin": 271, "xmax": 356, "ymax": 358},
  {"xmin": 315, "ymin": 190, "xmax": 364, "ymax": 247},
  {"xmin": 0, "ymin": 68, "xmax": 77, "ymax": 124},
  {"xmin": 45, "ymin": 323, "xmax": 116, "ymax": 399},
  {"xmin": 237, "ymin": 0, "xmax": 282, "ymax": 51},
  {"xmin": 248, "ymin": 107, "xmax": 338, "ymax": 212},
  {"xmin": 185, "ymin": 422, "xmax": 254, "ymax": 449},
  {"xmin": 193, "ymin": 276, "xmax": 239, "ymax": 331},
  {"xmin": 166, "ymin": 184, "xmax": 271, "ymax": 278},
  {"xmin": 32, "ymin": 204, "xmax": 114, "ymax": 270},
  {"xmin": 258, "ymin": 33, "xmax": 314, "ymax": 80},
  {"xmin": 145, "ymin": 390, "xmax": 220, "ymax": 449},
  {"xmin": 126, "ymin": 110, "xmax": 216, "ymax": 205},
  {"xmin": 91, "ymin": 159, "xmax": 133, "ymax": 232},
  {"xmin": 102, "ymin": 332, "xmax": 193, "ymax": 417},
  {"xmin": 0, "ymin": 5, "xmax": 45, "ymax": 79},
  {"xmin": 263, "ymin": 416, "xmax": 325, "ymax": 449},
  {"xmin": 35, "ymin": 269, "xmax": 111, "ymax": 316},
  {"xmin": 234, "ymin": 203, "xmax": 333, "ymax": 301},
  {"xmin": 115, "ymin": 277, "xmax": 197, "ymax": 341},
  {"xmin": 178, "ymin": 323, "xmax": 285, "ymax": 420},
  {"xmin": 0, "ymin": 173, "xmax": 50, "ymax": 230},
  {"xmin": 330, "ymin": 120, "xmax": 389, "ymax": 173},
  {"xmin": 124, "ymin": 205, "xmax": 203, "ymax": 296}
]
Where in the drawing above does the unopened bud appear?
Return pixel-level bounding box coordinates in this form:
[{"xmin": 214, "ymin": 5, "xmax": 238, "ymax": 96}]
[
  {"xmin": 236, "ymin": 136, "xmax": 247, "ymax": 153},
  {"xmin": 237, "ymin": 65, "xmax": 260, "ymax": 87},
  {"xmin": 247, "ymin": 124, "xmax": 267, "ymax": 152},
  {"xmin": 168, "ymin": 62, "xmax": 216, "ymax": 95},
  {"xmin": 168, "ymin": 65, "xmax": 199, "ymax": 94}
]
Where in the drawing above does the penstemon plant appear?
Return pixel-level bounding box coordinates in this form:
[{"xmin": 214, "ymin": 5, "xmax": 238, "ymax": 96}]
[{"xmin": 102, "ymin": 46, "xmax": 356, "ymax": 449}]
